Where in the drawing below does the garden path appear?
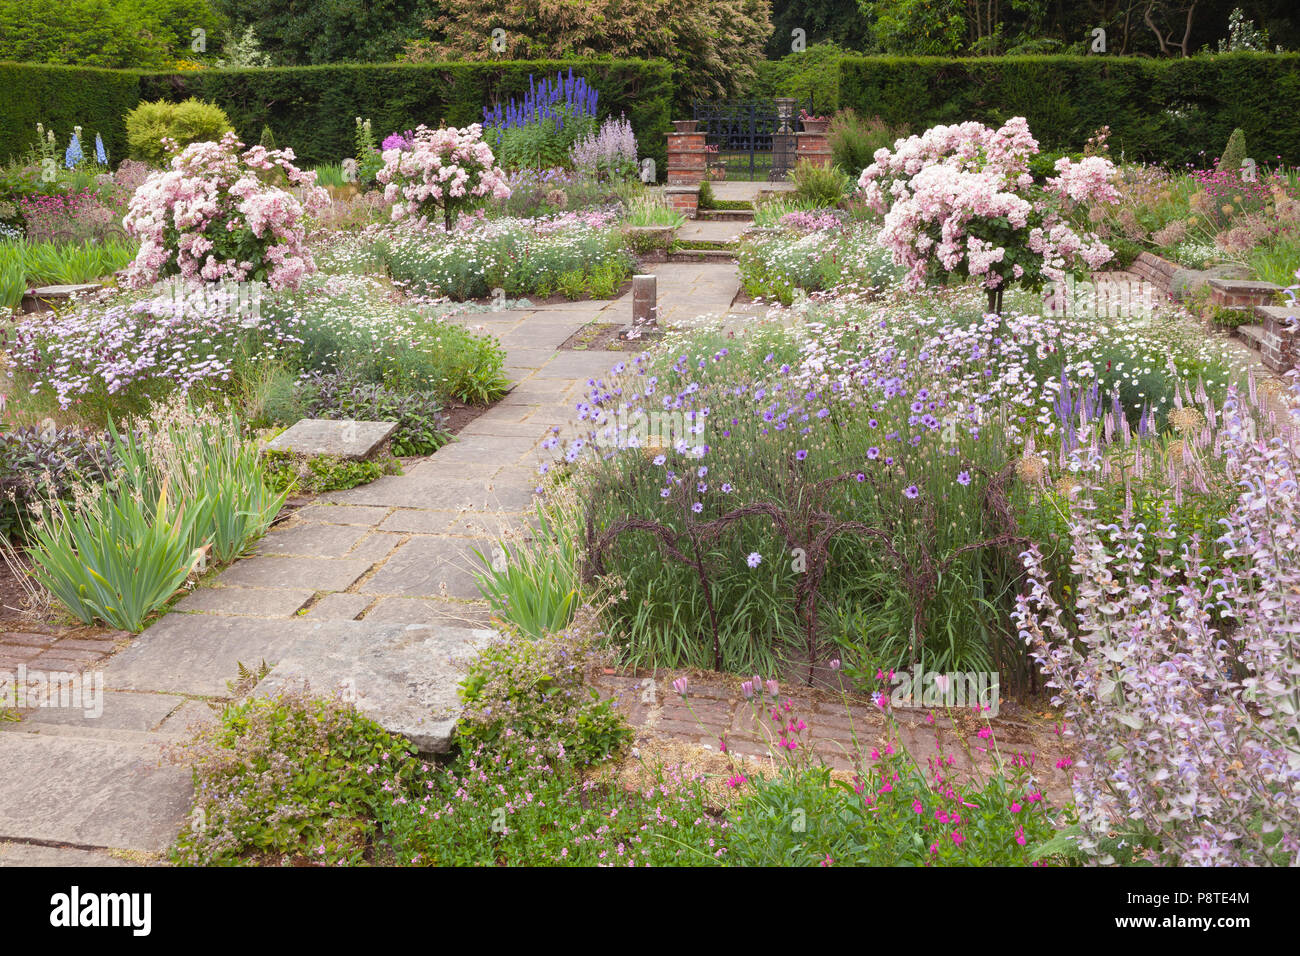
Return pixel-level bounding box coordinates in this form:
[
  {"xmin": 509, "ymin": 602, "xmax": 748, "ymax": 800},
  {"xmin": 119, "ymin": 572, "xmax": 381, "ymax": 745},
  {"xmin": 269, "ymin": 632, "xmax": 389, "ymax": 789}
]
[{"xmin": 0, "ymin": 260, "xmax": 746, "ymax": 864}]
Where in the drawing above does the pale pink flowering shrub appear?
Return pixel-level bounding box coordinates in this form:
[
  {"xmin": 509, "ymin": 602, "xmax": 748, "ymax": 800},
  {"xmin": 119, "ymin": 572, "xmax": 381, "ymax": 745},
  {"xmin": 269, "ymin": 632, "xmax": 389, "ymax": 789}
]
[
  {"xmin": 376, "ymin": 123, "xmax": 511, "ymax": 231},
  {"xmin": 122, "ymin": 132, "xmax": 328, "ymax": 291},
  {"xmin": 1014, "ymin": 385, "xmax": 1300, "ymax": 866},
  {"xmin": 858, "ymin": 118, "xmax": 1119, "ymax": 307}
]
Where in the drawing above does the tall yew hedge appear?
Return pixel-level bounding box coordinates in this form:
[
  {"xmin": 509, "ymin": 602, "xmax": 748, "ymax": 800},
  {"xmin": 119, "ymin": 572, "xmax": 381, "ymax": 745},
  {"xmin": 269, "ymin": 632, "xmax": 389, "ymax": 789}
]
[
  {"xmin": 1, "ymin": 58, "xmax": 674, "ymax": 171},
  {"xmin": 837, "ymin": 53, "xmax": 1300, "ymax": 166}
]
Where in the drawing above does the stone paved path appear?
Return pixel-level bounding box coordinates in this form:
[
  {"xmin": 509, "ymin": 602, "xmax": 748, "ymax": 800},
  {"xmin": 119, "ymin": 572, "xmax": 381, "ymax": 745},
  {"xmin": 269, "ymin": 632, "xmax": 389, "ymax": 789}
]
[{"xmin": 0, "ymin": 260, "xmax": 744, "ymax": 865}]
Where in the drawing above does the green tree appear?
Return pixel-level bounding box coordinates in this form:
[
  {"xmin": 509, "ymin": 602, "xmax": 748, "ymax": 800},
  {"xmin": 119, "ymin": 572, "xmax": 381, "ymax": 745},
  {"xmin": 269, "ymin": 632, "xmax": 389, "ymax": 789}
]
[
  {"xmin": 211, "ymin": 0, "xmax": 431, "ymax": 64},
  {"xmin": 0, "ymin": 0, "xmax": 226, "ymax": 69},
  {"xmin": 407, "ymin": 0, "xmax": 773, "ymax": 104},
  {"xmin": 765, "ymin": 0, "xmax": 875, "ymax": 57}
]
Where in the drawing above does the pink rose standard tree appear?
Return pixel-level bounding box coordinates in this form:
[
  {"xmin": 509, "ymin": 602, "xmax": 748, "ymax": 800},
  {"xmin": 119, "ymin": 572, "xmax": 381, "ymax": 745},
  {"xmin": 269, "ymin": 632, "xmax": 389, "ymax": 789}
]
[
  {"xmin": 857, "ymin": 118, "xmax": 1119, "ymax": 314},
  {"xmin": 377, "ymin": 123, "xmax": 511, "ymax": 231},
  {"xmin": 122, "ymin": 132, "xmax": 329, "ymax": 291}
]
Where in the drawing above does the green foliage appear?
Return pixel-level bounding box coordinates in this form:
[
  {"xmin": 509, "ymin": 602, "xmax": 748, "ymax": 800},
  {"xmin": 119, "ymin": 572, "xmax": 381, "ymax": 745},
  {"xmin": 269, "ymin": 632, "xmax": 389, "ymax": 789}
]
[
  {"xmin": 0, "ymin": 239, "xmax": 137, "ymax": 306},
  {"xmin": 261, "ymin": 451, "xmax": 397, "ymax": 495},
  {"xmin": 457, "ymin": 626, "xmax": 633, "ymax": 766},
  {"xmin": 291, "ymin": 372, "xmax": 451, "ymax": 457},
  {"xmin": 1220, "ymin": 126, "xmax": 1248, "ymax": 172},
  {"xmin": 26, "ymin": 479, "xmax": 199, "ymax": 632},
  {"xmin": 836, "ymin": 53, "xmax": 1300, "ymax": 167},
  {"xmin": 492, "ymin": 106, "xmax": 597, "ymax": 170},
  {"xmin": 0, "ymin": 0, "xmax": 226, "ymax": 70},
  {"xmin": 136, "ymin": 59, "xmax": 674, "ymax": 171},
  {"xmin": 258, "ymin": 124, "xmax": 276, "ymax": 150},
  {"xmin": 0, "ymin": 64, "xmax": 142, "ymax": 168},
  {"xmin": 172, "ymin": 694, "xmax": 421, "ymax": 866},
  {"xmin": 125, "ymin": 98, "xmax": 235, "ymax": 165},
  {"xmin": 751, "ymin": 41, "xmax": 846, "ymax": 114},
  {"xmin": 25, "ymin": 409, "xmax": 284, "ymax": 630},
  {"xmin": 472, "ymin": 504, "xmax": 583, "ymax": 640},
  {"xmin": 209, "ymin": 0, "xmax": 424, "ymax": 65},
  {"xmin": 726, "ymin": 745, "xmax": 1059, "ymax": 865},
  {"xmin": 697, "ymin": 179, "xmax": 716, "ymax": 210},
  {"xmin": 828, "ymin": 108, "xmax": 905, "ymax": 176},
  {"xmin": 410, "ymin": 0, "xmax": 769, "ymax": 109},
  {"xmin": 788, "ymin": 160, "xmax": 852, "ymax": 207}
]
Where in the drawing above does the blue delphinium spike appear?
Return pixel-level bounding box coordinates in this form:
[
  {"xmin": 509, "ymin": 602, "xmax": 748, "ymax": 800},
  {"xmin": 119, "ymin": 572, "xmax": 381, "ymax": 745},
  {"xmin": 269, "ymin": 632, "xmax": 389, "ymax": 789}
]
[{"xmin": 94, "ymin": 132, "xmax": 107, "ymax": 165}]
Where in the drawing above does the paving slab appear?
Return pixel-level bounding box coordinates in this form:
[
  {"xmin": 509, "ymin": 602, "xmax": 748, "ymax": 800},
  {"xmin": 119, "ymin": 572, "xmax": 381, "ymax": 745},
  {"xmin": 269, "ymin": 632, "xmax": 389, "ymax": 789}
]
[
  {"xmin": 365, "ymin": 598, "xmax": 494, "ymax": 628},
  {"xmin": 345, "ymin": 531, "xmax": 405, "ymax": 565},
  {"xmin": 378, "ymin": 509, "xmax": 461, "ymax": 534},
  {"xmin": 0, "ymin": 843, "xmax": 135, "ymax": 867},
  {"xmin": 292, "ymin": 504, "xmax": 392, "ymax": 526},
  {"xmin": 103, "ymin": 616, "xmax": 315, "ymax": 698},
  {"xmin": 253, "ymin": 620, "xmax": 496, "ymax": 752},
  {"xmin": 304, "ymin": 592, "xmax": 374, "ymax": 621},
  {"xmin": 256, "ymin": 522, "xmax": 370, "ymax": 557},
  {"xmin": 0, "ymin": 734, "xmax": 192, "ymax": 852},
  {"xmin": 266, "ymin": 419, "xmax": 398, "ymax": 460},
  {"xmin": 214, "ymin": 556, "xmax": 372, "ymax": 591},
  {"xmin": 174, "ymin": 586, "xmax": 314, "ymax": 618},
  {"xmin": 11, "ymin": 691, "xmax": 182, "ymax": 732},
  {"xmin": 359, "ymin": 537, "xmax": 491, "ymax": 600}
]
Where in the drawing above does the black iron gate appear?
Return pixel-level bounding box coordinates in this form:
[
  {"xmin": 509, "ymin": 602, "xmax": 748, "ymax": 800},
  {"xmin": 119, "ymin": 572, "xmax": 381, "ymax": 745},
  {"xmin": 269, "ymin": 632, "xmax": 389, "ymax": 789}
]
[{"xmin": 691, "ymin": 96, "xmax": 814, "ymax": 182}]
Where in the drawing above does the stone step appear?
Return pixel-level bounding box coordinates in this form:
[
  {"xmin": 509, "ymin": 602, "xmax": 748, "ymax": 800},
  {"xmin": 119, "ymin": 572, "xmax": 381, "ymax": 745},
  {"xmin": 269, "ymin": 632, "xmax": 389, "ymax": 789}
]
[
  {"xmin": 1236, "ymin": 323, "xmax": 1266, "ymax": 347},
  {"xmin": 668, "ymin": 248, "xmax": 737, "ymax": 263},
  {"xmin": 696, "ymin": 208, "xmax": 754, "ymax": 221}
]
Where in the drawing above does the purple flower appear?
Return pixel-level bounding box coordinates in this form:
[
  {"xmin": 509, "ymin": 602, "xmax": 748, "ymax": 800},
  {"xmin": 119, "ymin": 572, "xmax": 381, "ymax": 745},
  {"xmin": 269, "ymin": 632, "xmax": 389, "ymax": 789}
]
[
  {"xmin": 746, "ymin": 552, "xmax": 762, "ymax": 568},
  {"xmin": 904, "ymin": 485, "xmax": 920, "ymax": 499},
  {"xmin": 795, "ymin": 449, "xmax": 808, "ymax": 461},
  {"xmin": 867, "ymin": 447, "xmax": 880, "ymax": 460},
  {"xmin": 957, "ymin": 470, "xmax": 972, "ymax": 486}
]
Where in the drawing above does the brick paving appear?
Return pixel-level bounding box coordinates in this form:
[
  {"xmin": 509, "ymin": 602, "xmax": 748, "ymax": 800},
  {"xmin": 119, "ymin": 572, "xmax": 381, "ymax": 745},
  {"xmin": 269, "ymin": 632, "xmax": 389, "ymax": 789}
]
[{"xmin": 590, "ymin": 670, "xmax": 1075, "ymax": 804}]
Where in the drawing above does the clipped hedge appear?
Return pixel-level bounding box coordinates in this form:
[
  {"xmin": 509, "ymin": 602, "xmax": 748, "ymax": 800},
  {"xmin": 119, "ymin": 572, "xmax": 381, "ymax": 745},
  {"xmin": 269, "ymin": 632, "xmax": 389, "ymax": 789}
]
[
  {"xmin": 0, "ymin": 58, "xmax": 673, "ymax": 174},
  {"xmin": 137, "ymin": 59, "xmax": 675, "ymax": 171},
  {"xmin": 837, "ymin": 53, "xmax": 1300, "ymax": 167},
  {"xmin": 0, "ymin": 62, "xmax": 142, "ymax": 166}
]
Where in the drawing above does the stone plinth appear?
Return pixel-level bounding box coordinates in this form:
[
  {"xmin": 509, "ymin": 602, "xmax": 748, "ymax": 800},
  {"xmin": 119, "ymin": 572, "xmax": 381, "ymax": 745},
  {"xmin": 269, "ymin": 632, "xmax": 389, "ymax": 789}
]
[{"xmin": 632, "ymin": 274, "xmax": 658, "ymax": 329}]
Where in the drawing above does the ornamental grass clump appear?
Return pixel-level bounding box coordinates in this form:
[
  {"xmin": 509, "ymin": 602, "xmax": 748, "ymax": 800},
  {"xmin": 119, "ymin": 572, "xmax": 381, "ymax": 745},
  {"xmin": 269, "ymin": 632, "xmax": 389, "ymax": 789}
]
[
  {"xmin": 1014, "ymin": 383, "xmax": 1300, "ymax": 866},
  {"xmin": 122, "ymin": 132, "xmax": 328, "ymax": 290}
]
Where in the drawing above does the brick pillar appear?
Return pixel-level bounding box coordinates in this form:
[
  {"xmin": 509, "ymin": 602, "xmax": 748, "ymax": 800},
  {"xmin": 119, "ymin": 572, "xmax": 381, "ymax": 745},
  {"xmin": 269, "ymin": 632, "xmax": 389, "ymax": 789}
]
[
  {"xmin": 664, "ymin": 186, "xmax": 698, "ymax": 219},
  {"xmin": 795, "ymin": 131, "xmax": 832, "ymax": 169},
  {"xmin": 666, "ymin": 126, "xmax": 706, "ymax": 186}
]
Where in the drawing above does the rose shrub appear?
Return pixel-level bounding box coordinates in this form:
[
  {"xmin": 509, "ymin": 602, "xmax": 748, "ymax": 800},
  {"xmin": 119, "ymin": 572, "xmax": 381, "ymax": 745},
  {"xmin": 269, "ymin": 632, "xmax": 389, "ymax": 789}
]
[
  {"xmin": 376, "ymin": 123, "xmax": 511, "ymax": 231},
  {"xmin": 123, "ymin": 132, "xmax": 328, "ymax": 291}
]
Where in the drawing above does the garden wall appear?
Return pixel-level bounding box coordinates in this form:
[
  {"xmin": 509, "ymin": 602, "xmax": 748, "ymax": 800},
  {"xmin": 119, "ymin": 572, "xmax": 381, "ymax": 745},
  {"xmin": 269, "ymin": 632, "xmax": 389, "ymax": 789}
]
[
  {"xmin": 837, "ymin": 52, "xmax": 1300, "ymax": 166},
  {"xmin": 1, "ymin": 58, "xmax": 674, "ymax": 171}
]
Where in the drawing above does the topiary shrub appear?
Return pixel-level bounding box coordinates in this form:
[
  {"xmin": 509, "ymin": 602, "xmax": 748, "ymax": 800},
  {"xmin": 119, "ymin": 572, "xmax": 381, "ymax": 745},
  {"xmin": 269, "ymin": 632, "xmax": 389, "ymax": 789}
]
[
  {"xmin": 125, "ymin": 97, "xmax": 234, "ymax": 165},
  {"xmin": 1220, "ymin": 127, "xmax": 1248, "ymax": 172}
]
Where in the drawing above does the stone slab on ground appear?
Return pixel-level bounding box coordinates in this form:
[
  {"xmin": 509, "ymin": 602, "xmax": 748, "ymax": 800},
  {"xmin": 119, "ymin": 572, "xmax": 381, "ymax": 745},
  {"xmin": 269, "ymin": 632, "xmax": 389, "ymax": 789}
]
[
  {"xmin": 10, "ymin": 691, "xmax": 183, "ymax": 733},
  {"xmin": 174, "ymin": 586, "xmax": 314, "ymax": 618},
  {"xmin": 359, "ymin": 536, "xmax": 490, "ymax": 600},
  {"xmin": 253, "ymin": 620, "xmax": 496, "ymax": 752},
  {"xmin": 0, "ymin": 734, "xmax": 192, "ymax": 852},
  {"xmin": 0, "ymin": 842, "xmax": 135, "ymax": 866},
  {"xmin": 214, "ymin": 555, "xmax": 372, "ymax": 592},
  {"xmin": 103, "ymin": 616, "xmax": 317, "ymax": 698},
  {"xmin": 266, "ymin": 419, "xmax": 398, "ymax": 460}
]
